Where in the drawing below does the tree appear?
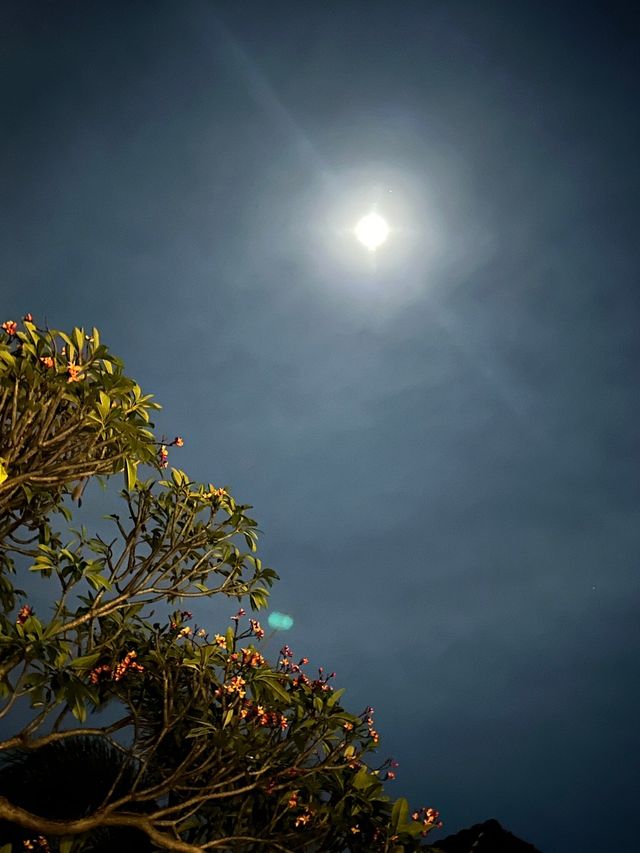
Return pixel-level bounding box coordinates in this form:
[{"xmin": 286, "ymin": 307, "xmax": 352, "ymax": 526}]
[{"xmin": 0, "ymin": 316, "xmax": 442, "ymax": 851}]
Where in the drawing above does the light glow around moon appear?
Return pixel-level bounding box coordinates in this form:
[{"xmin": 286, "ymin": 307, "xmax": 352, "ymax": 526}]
[{"xmin": 354, "ymin": 212, "xmax": 390, "ymax": 251}]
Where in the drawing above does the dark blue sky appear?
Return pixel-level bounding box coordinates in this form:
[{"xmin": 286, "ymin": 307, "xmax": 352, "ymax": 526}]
[{"xmin": 2, "ymin": 2, "xmax": 639, "ymax": 850}]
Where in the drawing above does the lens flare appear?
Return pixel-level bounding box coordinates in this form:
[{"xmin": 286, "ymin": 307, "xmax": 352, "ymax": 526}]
[{"xmin": 268, "ymin": 611, "xmax": 294, "ymax": 630}]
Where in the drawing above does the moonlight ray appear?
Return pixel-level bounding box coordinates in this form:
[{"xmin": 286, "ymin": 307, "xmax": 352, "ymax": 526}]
[{"xmin": 209, "ymin": 14, "xmax": 333, "ymax": 184}]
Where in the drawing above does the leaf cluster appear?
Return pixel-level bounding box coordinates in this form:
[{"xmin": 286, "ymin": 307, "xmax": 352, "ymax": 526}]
[{"xmin": 0, "ymin": 319, "xmax": 441, "ymax": 852}]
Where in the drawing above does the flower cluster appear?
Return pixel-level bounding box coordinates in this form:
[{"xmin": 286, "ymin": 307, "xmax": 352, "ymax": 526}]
[
  {"xmin": 295, "ymin": 670, "xmax": 335, "ymax": 694},
  {"xmin": 207, "ymin": 484, "xmax": 227, "ymax": 499},
  {"xmin": 169, "ymin": 610, "xmax": 193, "ymax": 630},
  {"xmin": 89, "ymin": 663, "xmax": 113, "ymax": 684},
  {"xmin": 241, "ymin": 647, "xmax": 265, "ymax": 667},
  {"xmin": 157, "ymin": 437, "xmax": 184, "ymax": 468},
  {"xmin": 258, "ymin": 706, "xmax": 287, "ymax": 729},
  {"xmin": 113, "ymin": 650, "xmax": 145, "ymax": 681},
  {"xmin": 362, "ymin": 706, "xmax": 379, "ymax": 744},
  {"xmin": 277, "ymin": 647, "xmax": 337, "ymax": 696},
  {"xmin": 67, "ymin": 363, "xmax": 81, "ymax": 383},
  {"xmin": 89, "ymin": 650, "xmax": 144, "ymax": 685},
  {"xmin": 249, "ymin": 618, "xmax": 265, "ymax": 639},
  {"xmin": 2, "ymin": 316, "xmax": 62, "ymax": 372},
  {"xmin": 228, "ymin": 646, "xmax": 266, "ymax": 668},
  {"xmin": 167, "ymin": 611, "xmax": 211, "ymax": 642},
  {"xmin": 22, "ymin": 836, "xmax": 50, "ymax": 852},
  {"xmin": 217, "ymin": 674, "xmax": 247, "ymax": 698},
  {"xmin": 16, "ymin": 604, "xmax": 33, "ymax": 625},
  {"xmin": 230, "ymin": 608, "xmax": 246, "ymax": 622},
  {"xmin": 278, "ymin": 647, "xmax": 309, "ymax": 674},
  {"xmin": 384, "ymin": 757, "xmax": 399, "ymax": 780},
  {"xmin": 411, "ymin": 806, "xmax": 443, "ymax": 836},
  {"xmin": 236, "ymin": 699, "xmax": 288, "ymax": 730}
]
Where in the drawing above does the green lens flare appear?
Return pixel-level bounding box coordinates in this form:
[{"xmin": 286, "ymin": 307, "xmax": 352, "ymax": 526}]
[{"xmin": 268, "ymin": 611, "xmax": 294, "ymax": 631}]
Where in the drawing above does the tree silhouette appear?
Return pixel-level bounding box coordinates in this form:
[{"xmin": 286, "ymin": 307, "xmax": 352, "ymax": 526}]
[{"xmin": 0, "ymin": 737, "xmax": 153, "ymax": 851}]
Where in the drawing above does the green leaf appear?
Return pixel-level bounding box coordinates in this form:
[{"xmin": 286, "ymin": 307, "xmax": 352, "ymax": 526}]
[
  {"xmin": 352, "ymin": 767, "xmax": 371, "ymax": 790},
  {"xmin": 69, "ymin": 652, "xmax": 101, "ymax": 670},
  {"xmin": 391, "ymin": 797, "xmax": 409, "ymax": 833},
  {"xmin": 223, "ymin": 708, "xmax": 234, "ymax": 728},
  {"xmin": 248, "ymin": 587, "xmax": 270, "ymax": 611},
  {"xmin": 69, "ymin": 690, "xmax": 87, "ymax": 723},
  {"xmin": 327, "ymin": 687, "xmax": 345, "ymax": 708},
  {"xmin": 398, "ymin": 821, "xmax": 424, "ymax": 837},
  {"xmin": 244, "ymin": 532, "xmax": 257, "ymax": 552},
  {"xmin": 58, "ymin": 504, "xmax": 73, "ymax": 522},
  {"xmin": 225, "ymin": 626, "xmax": 235, "ymax": 653},
  {"xmin": 85, "ymin": 572, "xmax": 112, "ymax": 591},
  {"xmin": 96, "ymin": 390, "xmax": 110, "ymax": 419},
  {"xmin": 0, "ymin": 458, "xmax": 7, "ymax": 485},
  {"xmin": 255, "ymin": 673, "xmax": 290, "ymax": 704},
  {"xmin": 125, "ymin": 458, "xmax": 138, "ymax": 491},
  {"xmin": 171, "ymin": 468, "xmax": 187, "ymax": 486},
  {"xmin": 72, "ymin": 327, "xmax": 84, "ymax": 353}
]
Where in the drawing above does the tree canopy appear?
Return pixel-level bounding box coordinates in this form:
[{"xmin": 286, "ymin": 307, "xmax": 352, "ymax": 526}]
[{"xmin": 0, "ymin": 316, "xmax": 442, "ymax": 852}]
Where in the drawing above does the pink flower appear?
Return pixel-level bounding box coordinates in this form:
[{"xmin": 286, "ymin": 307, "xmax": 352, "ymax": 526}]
[
  {"xmin": 249, "ymin": 618, "xmax": 265, "ymax": 639},
  {"xmin": 16, "ymin": 604, "xmax": 33, "ymax": 625}
]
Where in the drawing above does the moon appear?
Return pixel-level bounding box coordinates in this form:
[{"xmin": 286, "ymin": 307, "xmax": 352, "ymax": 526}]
[{"xmin": 354, "ymin": 212, "xmax": 390, "ymax": 251}]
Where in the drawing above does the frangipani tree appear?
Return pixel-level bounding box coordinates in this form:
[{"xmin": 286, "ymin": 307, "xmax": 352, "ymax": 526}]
[{"xmin": 0, "ymin": 317, "xmax": 441, "ymax": 852}]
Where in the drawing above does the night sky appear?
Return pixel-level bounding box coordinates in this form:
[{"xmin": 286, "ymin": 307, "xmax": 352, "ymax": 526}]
[{"xmin": 2, "ymin": 2, "xmax": 640, "ymax": 851}]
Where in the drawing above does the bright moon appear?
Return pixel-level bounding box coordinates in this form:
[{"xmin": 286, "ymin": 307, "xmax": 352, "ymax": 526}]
[{"xmin": 354, "ymin": 212, "xmax": 390, "ymax": 251}]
